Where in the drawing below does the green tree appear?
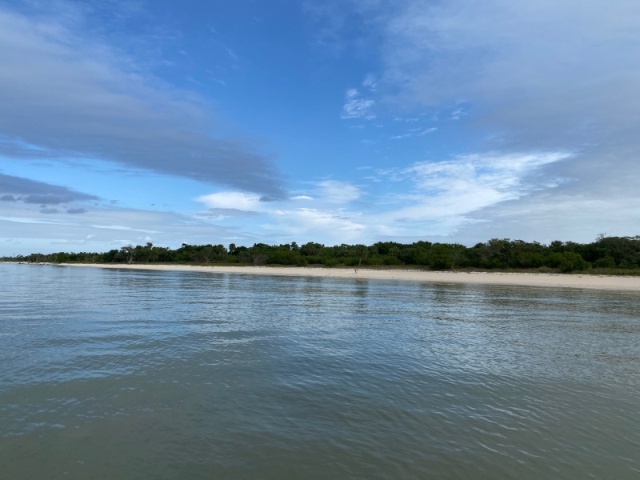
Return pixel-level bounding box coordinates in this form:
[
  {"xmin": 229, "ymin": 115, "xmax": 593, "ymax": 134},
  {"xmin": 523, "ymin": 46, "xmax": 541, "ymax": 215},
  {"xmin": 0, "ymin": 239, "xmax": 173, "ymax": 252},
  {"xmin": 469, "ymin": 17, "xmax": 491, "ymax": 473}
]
[
  {"xmin": 556, "ymin": 252, "xmax": 590, "ymax": 272},
  {"xmin": 354, "ymin": 244, "xmax": 368, "ymax": 269}
]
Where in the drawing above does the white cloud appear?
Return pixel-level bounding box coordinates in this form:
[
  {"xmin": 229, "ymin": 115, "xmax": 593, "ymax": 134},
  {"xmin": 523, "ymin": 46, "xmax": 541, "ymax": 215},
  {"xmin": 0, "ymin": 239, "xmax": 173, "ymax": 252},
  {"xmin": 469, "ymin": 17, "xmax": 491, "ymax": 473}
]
[
  {"xmin": 390, "ymin": 127, "xmax": 437, "ymax": 140},
  {"xmin": 196, "ymin": 182, "xmax": 362, "ymax": 215},
  {"xmin": 263, "ymin": 208, "xmax": 366, "ymax": 243},
  {"xmin": 362, "ymin": 73, "xmax": 377, "ymax": 90},
  {"xmin": 315, "ymin": 180, "xmax": 361, "ymax": 204},
  {"xmin": 359, "ymin": 151, "xmax": 570, "ymax": 238},
  {"xmin": 451, "ymin": 108, "xmax": 465, "ymax": 121},
  {"xmin": 196, "ymin": 191, "xmax": 262, "ymax": 211},
  {"xmin": 191, "ymin": 181, "xmax": 367, "ymax": 245},
  {"xmin": 408, "ymin": 152, "xmax": 567, "ymax": 196},
  {"xmin": 345, "ymin": 88, "xmax": 358, "ymax": 98},
  {"xmin": 341, "ymin": 88, "xmax": 376, "ymax": 120}
]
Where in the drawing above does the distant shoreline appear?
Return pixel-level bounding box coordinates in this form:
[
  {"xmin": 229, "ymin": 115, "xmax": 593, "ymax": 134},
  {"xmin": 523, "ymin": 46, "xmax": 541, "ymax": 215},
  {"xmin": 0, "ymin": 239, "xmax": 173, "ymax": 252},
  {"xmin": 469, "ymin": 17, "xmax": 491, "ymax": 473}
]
[{"xmin": 10, "ymin": 262, "xmax": 639, "ymax": 291}]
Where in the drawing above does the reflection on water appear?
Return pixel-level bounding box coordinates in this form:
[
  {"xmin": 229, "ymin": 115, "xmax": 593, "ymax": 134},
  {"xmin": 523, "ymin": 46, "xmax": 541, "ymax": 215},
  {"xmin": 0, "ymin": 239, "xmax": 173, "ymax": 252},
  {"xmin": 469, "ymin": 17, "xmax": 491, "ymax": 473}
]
[{"xmin": 1, "ymin": 264, "xmax": 639, "ymax": 479}]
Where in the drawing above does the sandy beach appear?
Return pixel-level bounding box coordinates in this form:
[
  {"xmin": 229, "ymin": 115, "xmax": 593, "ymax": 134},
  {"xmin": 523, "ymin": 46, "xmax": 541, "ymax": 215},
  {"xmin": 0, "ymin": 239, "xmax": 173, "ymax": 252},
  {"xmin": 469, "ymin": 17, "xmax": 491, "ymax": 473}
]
[{"xmin": 49, "ymin": 263, "xmax": 640, "ymax": 292}]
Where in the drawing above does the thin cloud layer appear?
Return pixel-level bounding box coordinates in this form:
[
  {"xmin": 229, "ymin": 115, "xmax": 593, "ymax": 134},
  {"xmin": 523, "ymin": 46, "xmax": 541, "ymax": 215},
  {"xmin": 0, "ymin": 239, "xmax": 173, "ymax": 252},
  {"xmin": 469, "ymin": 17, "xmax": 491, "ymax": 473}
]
[
  {"xmin": 341, "ymin": 0, "xmax": 640, "ymax": 241},
  {"xmin": 1, "ymin": 203, "xmax": 254, "ymax": 254},
  {"xmin": 0, "ymin": 173, "xmax": 98, "ymax": 205},
  {"xmin": 0, "ymin": 5, "xmax": 285, "ymax": 198},
  {"xmin": 341, "ymin": 89, "xmax": 376, "ymax": 120},
  {"xmin": 376, "ymin": 0, "xmax": 640, "ymax": 157},
  {"xmin": 197, "ymin": 192, "xmax": 263, "ymax": 212},
  {"xmin": 395, "ymin": 152, "xmax": 569, "ymax": 218}
]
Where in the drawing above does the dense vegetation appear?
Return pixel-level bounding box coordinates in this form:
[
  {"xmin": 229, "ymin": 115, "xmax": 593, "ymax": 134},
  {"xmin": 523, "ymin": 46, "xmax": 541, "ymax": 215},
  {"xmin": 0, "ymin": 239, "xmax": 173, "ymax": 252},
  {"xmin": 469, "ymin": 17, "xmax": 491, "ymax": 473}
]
[{"xmin": 4, "ymin": 235, "xmax": 640, "ymax": 274}]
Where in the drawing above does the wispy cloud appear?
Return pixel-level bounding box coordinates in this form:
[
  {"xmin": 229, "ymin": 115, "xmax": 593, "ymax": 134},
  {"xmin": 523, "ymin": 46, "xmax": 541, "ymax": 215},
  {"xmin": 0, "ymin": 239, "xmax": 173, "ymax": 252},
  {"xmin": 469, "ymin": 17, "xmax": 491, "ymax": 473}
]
[
  {"xmin": 197, "ymin": 191, "xmax": 262, "ymax": 212},
  {"xmin": 191, "ymin": 150, "xmax": 567, "ymax": 244},
  {"xmin": 197, "ymin": 180, "xmax": 363, "ymax": 215},
  {"xmin": 390, "ymin": 127, "xmax": 437, "ymax": 140},
  {"xmin": 395, "ymin": 152, "xmax": 570, "ymax": 218},
  {"xmin": 341, "ymin": 88, "xmax": 376, "ymax": 120},
  {"xmin": 0, "ymin": 4, "xmax": 285, "ymax": 198},
  {"xmin": 193, "ymin": 179, "xmax": 366, "ymax": 244},
  {"xmin": 2, "ymin": 147, "xmax": 571, "ymax": 252},
  {"xmin": 323, "ymin": 150, "xmax": 569, "ymax": 242},
  {"xmin": 0, "ymin": 203, "xmax": 244, "ymax": 254},
  {"xmin": 337, "ymin": 0, "xmax": 640, "ymax": 241},
  {"xmin": 0, "ymin": 173, "xmax": 98, "ymax": 205},
  {"xmin": 362, "ymin": 73, "xmax": 377, "ymax": 90},
  {"xmin": 376, "ymin": 0, "xmax": 640, "ymax": 153},
  {"xmin": 315, "ymin": 180, "xmax": 361, "ymax": 204},
  {"xmin": 265, "ymin": 207, "xmax": 366, "ymax": 242}
]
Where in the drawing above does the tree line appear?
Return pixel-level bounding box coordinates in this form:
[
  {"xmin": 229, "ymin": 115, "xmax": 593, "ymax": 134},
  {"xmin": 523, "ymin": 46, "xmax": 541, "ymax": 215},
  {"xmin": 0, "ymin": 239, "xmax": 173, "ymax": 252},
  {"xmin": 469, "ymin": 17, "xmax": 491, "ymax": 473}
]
[{"xmin": 5, "ymin": 235, "xmax": 640, "ymax": 273}]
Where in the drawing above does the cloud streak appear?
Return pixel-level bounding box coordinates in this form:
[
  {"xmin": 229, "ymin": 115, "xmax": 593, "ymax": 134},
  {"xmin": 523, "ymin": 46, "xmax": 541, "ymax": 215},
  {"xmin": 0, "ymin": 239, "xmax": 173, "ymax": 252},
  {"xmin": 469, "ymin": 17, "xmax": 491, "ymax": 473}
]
[
  {"xmin": 0, "ymin": 5, "xmax": 285, "ymax": 198},
  {"xmin": 0, "ymin": 173, "xmax": 98, "ymax": 205},
  {"xmin": 378, "ymin": 152, "xmax": 569, "ymax": 225},
  {"xmin": 0, "ymin": 203, "xmax": 248, "ymax": 254},
  {"xmin": 341, "ymin": 88, "xmax": 376, "ymax": 120}
]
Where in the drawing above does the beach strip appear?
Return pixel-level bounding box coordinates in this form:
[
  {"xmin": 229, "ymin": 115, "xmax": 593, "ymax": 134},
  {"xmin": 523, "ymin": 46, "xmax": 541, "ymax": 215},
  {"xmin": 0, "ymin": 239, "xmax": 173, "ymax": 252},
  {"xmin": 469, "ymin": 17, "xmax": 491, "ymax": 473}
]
[{"xmin": 50, "ymin": 263, "xmax": 640, "ymax": 292}]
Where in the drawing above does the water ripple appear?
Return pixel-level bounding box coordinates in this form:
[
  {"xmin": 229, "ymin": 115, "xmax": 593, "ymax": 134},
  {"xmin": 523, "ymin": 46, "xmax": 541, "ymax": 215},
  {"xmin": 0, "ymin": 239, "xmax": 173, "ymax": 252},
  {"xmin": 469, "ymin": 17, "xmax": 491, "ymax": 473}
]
[{"xmin": 1, "ymin": 264, "xmax": 640, "ymax": 479}]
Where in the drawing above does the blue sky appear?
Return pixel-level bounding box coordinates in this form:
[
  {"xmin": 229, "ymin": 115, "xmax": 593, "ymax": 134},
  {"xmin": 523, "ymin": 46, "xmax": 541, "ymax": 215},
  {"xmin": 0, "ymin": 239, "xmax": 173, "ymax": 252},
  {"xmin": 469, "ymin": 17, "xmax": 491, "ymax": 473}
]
[{"xmin": 2, "ymin": 0, "xmax": 640, "ymax": 255}]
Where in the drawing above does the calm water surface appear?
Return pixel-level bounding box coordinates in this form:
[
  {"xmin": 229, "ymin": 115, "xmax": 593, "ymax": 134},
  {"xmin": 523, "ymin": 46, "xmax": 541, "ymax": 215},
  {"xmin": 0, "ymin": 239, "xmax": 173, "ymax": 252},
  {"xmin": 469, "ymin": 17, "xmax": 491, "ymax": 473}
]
[{"xmin": 1, "ymin": 263, "xmax": 639, "ymax": 479}]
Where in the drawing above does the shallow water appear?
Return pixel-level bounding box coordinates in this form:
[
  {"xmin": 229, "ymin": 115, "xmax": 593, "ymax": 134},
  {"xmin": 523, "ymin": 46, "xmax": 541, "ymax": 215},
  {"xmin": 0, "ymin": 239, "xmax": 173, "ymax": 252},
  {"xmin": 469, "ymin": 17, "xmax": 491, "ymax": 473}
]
[{"xmin": 1, "ymin": 263, "xmax": 639, "ymax": 479}]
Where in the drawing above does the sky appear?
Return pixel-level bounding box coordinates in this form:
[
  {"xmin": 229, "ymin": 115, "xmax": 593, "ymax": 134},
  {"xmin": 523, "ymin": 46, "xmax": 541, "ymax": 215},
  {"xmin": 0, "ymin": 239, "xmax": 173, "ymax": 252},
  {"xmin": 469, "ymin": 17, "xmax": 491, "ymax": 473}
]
[{"xmin": 1, "ymin": 0, "xmax": 640, "ymax": 256}]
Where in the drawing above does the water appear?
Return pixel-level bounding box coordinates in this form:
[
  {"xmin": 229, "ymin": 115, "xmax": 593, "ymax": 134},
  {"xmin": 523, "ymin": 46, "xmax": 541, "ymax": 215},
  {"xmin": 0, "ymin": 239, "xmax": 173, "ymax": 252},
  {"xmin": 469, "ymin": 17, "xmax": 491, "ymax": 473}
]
[{"xmin": 1, "ymin": 263, "xmax": 639, "ymax": 479}]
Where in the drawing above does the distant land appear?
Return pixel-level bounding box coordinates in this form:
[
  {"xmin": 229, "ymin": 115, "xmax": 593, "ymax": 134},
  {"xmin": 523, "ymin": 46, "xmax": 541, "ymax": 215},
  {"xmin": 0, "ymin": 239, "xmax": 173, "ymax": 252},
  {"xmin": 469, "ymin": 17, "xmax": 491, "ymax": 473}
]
[{"xmin": 3, "ymin": 236, "xmax": 640, "ymax": 275}]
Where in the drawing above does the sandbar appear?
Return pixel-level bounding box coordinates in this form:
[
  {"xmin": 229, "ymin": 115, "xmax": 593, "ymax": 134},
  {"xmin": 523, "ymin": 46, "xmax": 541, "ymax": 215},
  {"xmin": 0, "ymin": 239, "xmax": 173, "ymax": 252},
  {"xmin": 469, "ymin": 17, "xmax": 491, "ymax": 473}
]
[{"xmin": 50, "ymin": 263, "xmax": 640, "ymax": 292}]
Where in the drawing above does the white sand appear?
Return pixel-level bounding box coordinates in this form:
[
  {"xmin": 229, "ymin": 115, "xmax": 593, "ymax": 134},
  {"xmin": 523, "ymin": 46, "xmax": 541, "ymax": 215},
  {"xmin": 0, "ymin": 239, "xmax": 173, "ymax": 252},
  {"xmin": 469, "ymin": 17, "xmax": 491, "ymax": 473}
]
[{"xmin": 54, "ymin": 263, "xmax": 640, "ymax": 292}]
